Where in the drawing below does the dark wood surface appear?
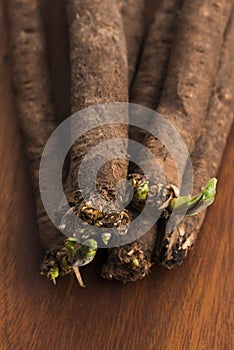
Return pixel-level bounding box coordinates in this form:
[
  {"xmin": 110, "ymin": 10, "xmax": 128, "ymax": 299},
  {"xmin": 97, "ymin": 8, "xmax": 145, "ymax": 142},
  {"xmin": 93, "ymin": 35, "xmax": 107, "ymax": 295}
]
[{"xmin": 0, "ymin": 2, "xmax": 233, "ymax": 349}]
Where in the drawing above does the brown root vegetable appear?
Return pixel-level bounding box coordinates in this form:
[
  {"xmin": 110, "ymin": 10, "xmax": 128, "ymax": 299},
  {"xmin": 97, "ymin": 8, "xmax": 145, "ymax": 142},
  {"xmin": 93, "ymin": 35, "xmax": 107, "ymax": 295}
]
[
  {"xmin": 129, "ymin": 0, "xmax": 183, "ymax": 151},
  {"xmin": 155, "ymin": 10, "xmax": 234, "ymax": 268},
  {"xmin": 101, "ymin": 0, "xmax": 232, "ymax": 283},
  {"xmin": 67, "ymin": 0, "xmax": 128, "ymax": 111},
  {"xmin": 5, "ymin": 0, "xmax": 83, "ymax": 285},
  {"xmin": 117, "ymin": 0, "xmax": 146, "ymax": 87},
  {"xmin": 6, "ymin": 0, "xmax": 65, "ymax": 253},
  {"xmin": 102, "ymin": 0, "xmax": 182, "ymax": 282},
  {"xmin": 145, "ymin": 0, "xmax": 232, "ymax": 186},
  {"xmin": 64, "ymin": 0, "xmax": 130, "ymax": 245},
  {"xmin": 131, "ymin": 0, "xmax": 183, "ymax": 110}
]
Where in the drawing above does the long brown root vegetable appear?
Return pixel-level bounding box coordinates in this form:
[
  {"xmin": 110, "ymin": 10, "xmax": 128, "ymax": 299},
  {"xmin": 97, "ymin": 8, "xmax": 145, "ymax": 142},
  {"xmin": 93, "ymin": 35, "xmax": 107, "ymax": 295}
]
[
  {"xmin": 67, "ymin": 0, "xmax": 128, "ymax": 111},
  {"xmin": 155, "ymin": 10, "xmax": 234, "ymax": 268},
  {"xmin": 62, "ymin": 0, "xmax": 130, "ymax": 246},
  {"xmin": 6, "ymin": 0, "xmax": 85, "ymax": 285},
  {"xmin": 146, "ymin": 0, "xmax": 232, "ymax": 186},
  {"xmin": 6, "ymin": 0, "xmax": 65, "ymax": 254},
  {"xmin": 117, "ymin": 0, "xmax": 146, "ymax": 87},
  {"xmin": 131, "ymin": 0, "xmax": 183, "ymax": 110},
  {"xmin": 101, "ymin": 0, "xmax": 232, "ymax": 283},
  {"xmin": 102, "ymin": 0, "xmax": 182, "ymax": 282},
  {"xmin": 129, "ymin": 0, "xmax": 183, "ymax": 151}
]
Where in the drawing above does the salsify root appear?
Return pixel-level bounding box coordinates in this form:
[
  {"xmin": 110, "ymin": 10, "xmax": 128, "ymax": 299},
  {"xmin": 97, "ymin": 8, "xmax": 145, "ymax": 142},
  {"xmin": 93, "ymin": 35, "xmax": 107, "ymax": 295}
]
[
  {"xmin": 39, "ymin": 0, "xmax": 131, "ymax": 284},
  {"xmin": 117, "ymin": 0, "xmax": 146, "ymax": 87},
  {"xmin": 129, "ymin": 0, "xmax": 183, "ymax": 152},
  {"xmin": 102, "ymin": 0, "xmax": 182, "ymax": 282},
  {"xmin": 145, "ymin": 0, "xmax": 232, "ymax": 186},
  {"xmin": 131, "ymin": 0, "xmax": 183, "ymax": 110},
  {"xmin": 155, "ymin": 9, "xmax": 234, "ymax": 268},
  {"xmin": 63, "ymin": 0, "xmax": 130, "ymax": 250},
  {"xmin": 6, "ymin": 0, "xmax": 95, "ymax": 286},
  {"xmin": 6, "ymin": 0, "xmax": 66, "ymax": 254},
  {"xmin": 101, "ymin": 0, "xmax": 232, "ymax": 283}
]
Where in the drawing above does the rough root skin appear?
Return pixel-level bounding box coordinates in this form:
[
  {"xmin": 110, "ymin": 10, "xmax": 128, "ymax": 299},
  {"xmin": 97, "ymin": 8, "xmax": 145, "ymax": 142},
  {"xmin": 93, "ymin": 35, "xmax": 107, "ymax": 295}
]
[
  {"xmin": 155, "ymin": 9, "xmax": 234, "ymax": 270},
  {"xmin": 101, "ymin": 242, "xmax": 153, "ymax": 283}
]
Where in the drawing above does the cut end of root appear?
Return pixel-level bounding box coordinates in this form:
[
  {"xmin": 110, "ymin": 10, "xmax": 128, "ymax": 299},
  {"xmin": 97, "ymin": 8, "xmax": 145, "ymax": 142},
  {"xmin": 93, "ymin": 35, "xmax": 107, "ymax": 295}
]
[
  {"xmin": 40, "ymin": 242, "xmax": 89, "ymax": 287},
  {"xmin": 40, "ymin": 245, "xmax": 72, "ymax": 284},
  {"xmin": 155, "ymin": 220, "xmax": 197, "ymax": 269},
  {"xmin": 101, "ymin": 242, "xmax": 153, "ymax": 283}
]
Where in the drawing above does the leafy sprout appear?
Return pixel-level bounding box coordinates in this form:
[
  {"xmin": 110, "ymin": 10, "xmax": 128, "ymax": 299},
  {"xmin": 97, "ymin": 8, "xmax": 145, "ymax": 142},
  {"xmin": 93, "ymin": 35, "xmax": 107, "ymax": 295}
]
[
  {"xmin": 73, "ymin": 238, "xmax": 98, "ymax": 267},
  {"xmin": 135, "ymin": 181, "xmax": 149, "ymax": 201},
  {"xmin": 170, "ymin": 178, "xmax": 217, "ymax": 216}
]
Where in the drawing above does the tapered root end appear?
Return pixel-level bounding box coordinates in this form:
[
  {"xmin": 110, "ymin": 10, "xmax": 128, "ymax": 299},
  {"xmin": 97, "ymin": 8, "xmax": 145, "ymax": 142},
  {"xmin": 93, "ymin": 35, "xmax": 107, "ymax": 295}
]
[{"xmin": 101, "ymin": 242, "xmax": 153, "ymax": 283}]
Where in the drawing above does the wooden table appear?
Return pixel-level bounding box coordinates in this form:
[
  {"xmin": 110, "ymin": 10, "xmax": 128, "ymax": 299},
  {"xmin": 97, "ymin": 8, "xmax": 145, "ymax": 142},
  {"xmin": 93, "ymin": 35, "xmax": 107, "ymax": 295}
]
[{"xmin": 0, "ymin": 2, "xmax": 233, "ymax": 349}]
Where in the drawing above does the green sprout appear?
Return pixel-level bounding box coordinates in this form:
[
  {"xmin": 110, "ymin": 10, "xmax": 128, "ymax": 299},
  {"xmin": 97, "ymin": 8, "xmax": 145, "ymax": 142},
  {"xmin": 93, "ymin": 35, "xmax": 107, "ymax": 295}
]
[
  {"xmin": 42, "ymin": 238, "xmax": 98, "ymax": 286},
  {"xmin": 40, "ymin": 266, "xmax": 59, "ymax": 285},
  {"xmin": 64, "ymin": 237, "xmax": 98, "ymax": 266},
  {"xmin": 65, "ymin": 237, "xmax": 78, "ymax": 257},
  {"xmin": 135, "ymin": 181, "xmax": 149, "ymax": 201},
  {"xmin": 72, "ymin": 238, "xmax": 98, "ymax": 287},
  {"xmin": 73, "ymin": 238, "xmax": 98, "ymax": 267},
  {"xmin": 169, "ymin": 178, "xmax": 217, "ymax": 216}
]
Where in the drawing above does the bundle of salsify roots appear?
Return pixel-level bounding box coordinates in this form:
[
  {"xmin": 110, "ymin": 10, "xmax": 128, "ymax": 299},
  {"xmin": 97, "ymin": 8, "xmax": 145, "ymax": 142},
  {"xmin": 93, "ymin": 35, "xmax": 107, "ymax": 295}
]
[{"xmin": 6, "ymin": 0, "xmax": 234, "ymax": 286}]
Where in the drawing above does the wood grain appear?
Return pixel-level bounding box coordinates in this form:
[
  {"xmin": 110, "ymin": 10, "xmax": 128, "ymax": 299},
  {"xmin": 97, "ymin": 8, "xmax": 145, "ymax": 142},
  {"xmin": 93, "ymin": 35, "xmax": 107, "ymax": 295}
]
[{"xmin": 0, "ymin": 1, "xmax": 233, "ymax": 349}]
